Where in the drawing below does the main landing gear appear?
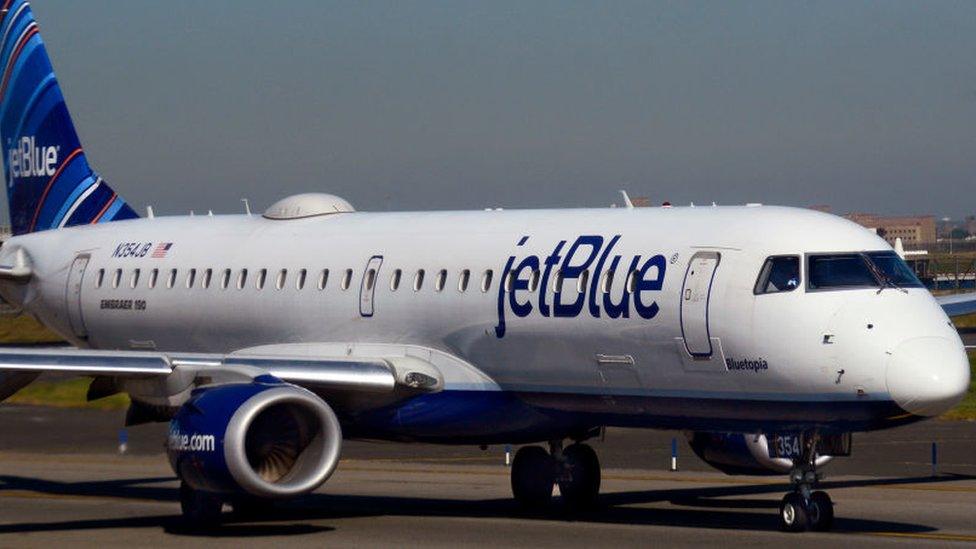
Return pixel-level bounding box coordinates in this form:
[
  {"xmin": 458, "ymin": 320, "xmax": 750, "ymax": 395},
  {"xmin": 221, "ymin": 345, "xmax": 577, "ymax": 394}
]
[
  {"xmin": 179, "ymin": 482, "xmax": 223, "ymax": 528},
  {"xmin": 779, "ymin": 435, "xmax": 834, "ymax": 533},
  {"xmin": 511, "ymin": 440, "xmax": 601, "ymax": 510},
  {"xmin": 179, "ymin": 482, "xmax": 278, "ymax": 527}
]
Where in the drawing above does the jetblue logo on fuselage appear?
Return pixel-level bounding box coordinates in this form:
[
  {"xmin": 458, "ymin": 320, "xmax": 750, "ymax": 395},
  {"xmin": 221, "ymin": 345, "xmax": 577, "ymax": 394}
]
[
  {"xmin": 494, "ymin": 235, "xmax": 667, "ymax": 338},
  {"xmin": 7, "ymin": 136, "xmax": 58, "ymax": 180}
]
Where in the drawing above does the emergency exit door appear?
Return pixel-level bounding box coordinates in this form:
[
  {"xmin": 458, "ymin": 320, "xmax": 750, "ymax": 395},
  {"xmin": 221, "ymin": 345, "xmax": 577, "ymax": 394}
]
[
  {"xmin": 680, "ymin": 251, "xmax": 721, "ymax": 358},
  {"xmin": 359, "ymin": 255, "xmax": 383, "ymax": 317},
  {"xmin": 65, "ymin": 255, "xmax": 89, "ymax": 338}
]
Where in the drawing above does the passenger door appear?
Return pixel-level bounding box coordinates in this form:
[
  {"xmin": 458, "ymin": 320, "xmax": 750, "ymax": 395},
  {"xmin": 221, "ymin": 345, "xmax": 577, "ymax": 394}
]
[
  {"xmin": 65, "ymin": 254, "xmax": 90, "ymax": 338},
  {"xmin": 680, "ymin": 251, "xmax": 721, "ymax": 357}
]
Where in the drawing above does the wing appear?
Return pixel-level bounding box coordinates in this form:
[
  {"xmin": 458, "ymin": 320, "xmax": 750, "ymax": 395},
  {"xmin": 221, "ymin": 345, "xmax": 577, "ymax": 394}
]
[
  {"xmin": 937, "ymin": 292, "xmax": 976, "ymax": 318},
  {"xmin": 0, "ymin": 348, "xmax": 420, "ymax": 393},
  {"xmin": 0, "ymin": 342, "xmax": 497, "ymax": 403}
]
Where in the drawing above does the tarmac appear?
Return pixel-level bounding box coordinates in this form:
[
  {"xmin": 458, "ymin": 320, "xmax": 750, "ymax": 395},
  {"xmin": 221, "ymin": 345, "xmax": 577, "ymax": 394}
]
[{"xmin": 0, "ymin": 405, "xmax": 974, "ymax": 547}]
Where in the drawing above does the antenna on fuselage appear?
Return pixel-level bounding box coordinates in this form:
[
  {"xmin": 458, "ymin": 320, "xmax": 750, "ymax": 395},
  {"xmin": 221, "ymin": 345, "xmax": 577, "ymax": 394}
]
[
  {"xmin": 619, "ymin": 190, "xmax": 634, "ymax": 209},
  {"xmin": 241, "ymin": 198, "xmax": 252, "ymax": 216},
  {"xmin": 146, "ymin": 205, "xmax": 155, "ymax": 219}
]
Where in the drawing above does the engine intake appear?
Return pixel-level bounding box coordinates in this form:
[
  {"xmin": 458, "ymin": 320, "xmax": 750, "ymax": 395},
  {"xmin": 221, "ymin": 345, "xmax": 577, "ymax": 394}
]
[{"xmin": 167, "ymin": 377, "xmax": 341, "ymax": 498}]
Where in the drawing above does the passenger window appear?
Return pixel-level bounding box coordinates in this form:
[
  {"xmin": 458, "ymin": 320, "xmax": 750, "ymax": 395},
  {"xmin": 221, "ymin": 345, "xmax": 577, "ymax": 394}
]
[
  {"xmin": 203, "ymin": 268, "xmax": 213, "ymax": 289},
  {"xmin": 577, "ymin": 269, "xmax": 589, "ymax": 293},
  {"xmin": 414, "ymin": 269, "xmax": 425, "ymax": 291},
  {"xmin": 528, "ymin": 270, "xmax": 540, "ymax": 292},
  {"xmin": 808, "ymin": 254, "xmax": 878, "ymax": 290},
  {"xmin": 318, "ymin": 269, "xmax": 329, "ymax": 290},
  {"xmin": 458, "ymin": 269, "xmax": 470, "ymax": 292},
  {"xmin": 481, "ymin": 270, "xmax": 493, "ymax": 292},
  {"xmin": 341, "ymin": 269, "xmax": 353, "ymax": 290},
  {"xmin": 186, "ymin": 268, "xmax": 196, "ymax": 288},
  {"xmin": 296, "ymin": 269, "xmax": 307, "ymax": 290},
  {"xmin": 112, "ymin": 269, "xmax": 122, "ymax": 289},
  {"xmin": 148, "ymin": 268, "xmax": 158, "ymax": 289},
  {"xmin": 256, "ymin": 268, "xmax": 267, "ymax": 290},
  {"xmin": 276, "ymin": 269, "xmax": 287, "ymax": 290},
  {"xmin": 755, "ymin": 256, "xmax": 800, "ymax": 294},
  {"xmin": 238, "ymin": 269, "xmax": 248, "ymax": 290},
  {"xmin": 391, "ymin": 269, "xmax": 402, "ymax": 291},
  {"xmin": 504, "ymin": 271, "xmax": 515, "ymax": 293},
  {"xmin": 130, "ymin": 269, "xmax": 140, "ymax": 289},
  {"xmin": 600, "ymin": 270, "xmax": 614, "ymax": 294},
  {"xmin": 221, "ymin": 269, "xmax": 231, "ymax": 289},
  {"xmin": 365, "ymin": 268, "xmax": 376, "ymax": 291},
  {"xmin": 626, "ymin": 270, "xmax": 637, "ymax": 293},
  {"xmin": 167, "ymin": 269, "xmax": 177, "ymax": 289},
  {"xmin": 552, "ymin": 270, "xmax": 564, "ymax": 292},
  {"xmin": 95, "ymin": 268, "xmax": 105, "ymax": 289},
  {"xmin": 435, "ymin": 269, "xmax": 447, "ymax": 292}
]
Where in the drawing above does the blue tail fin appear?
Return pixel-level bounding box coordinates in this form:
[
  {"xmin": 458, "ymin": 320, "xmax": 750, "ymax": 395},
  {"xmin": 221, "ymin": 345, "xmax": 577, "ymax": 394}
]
[{"xmin": 0, "ymin": 1, "xmax": 137, "ymax": 235}]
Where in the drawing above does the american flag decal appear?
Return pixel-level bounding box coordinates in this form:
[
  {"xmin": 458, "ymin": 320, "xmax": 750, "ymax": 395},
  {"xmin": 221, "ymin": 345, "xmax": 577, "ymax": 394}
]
[{"xmin": 151, "ymin": 243, "xmax": 173, "ymax": 258}]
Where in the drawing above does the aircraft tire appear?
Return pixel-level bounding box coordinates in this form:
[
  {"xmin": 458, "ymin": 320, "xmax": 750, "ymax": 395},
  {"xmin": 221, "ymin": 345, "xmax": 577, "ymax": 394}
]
[
  {"xmin": 779, "ymin": 493, "xmax": 808, "ymax": 532},
  {"xmin": 179, "ymin": 482, "xmax": 223, "ymax": 528},
  {"xmin": 558, "ymin": 443, "xmax": 601, "ymax": 509},
  {"xmin": 807, "ymin": 491, "xmax": 834, "ymax": 532},
  {"xmin": 511, "ymin": 445, "xmax": 555, "ymax": 509}
]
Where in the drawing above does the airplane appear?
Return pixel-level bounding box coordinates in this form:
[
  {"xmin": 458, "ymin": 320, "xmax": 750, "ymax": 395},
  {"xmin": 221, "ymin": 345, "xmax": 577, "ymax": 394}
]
[{"xmin": 0, "ymin": 2, "xmax": 973, "ymax": 533}]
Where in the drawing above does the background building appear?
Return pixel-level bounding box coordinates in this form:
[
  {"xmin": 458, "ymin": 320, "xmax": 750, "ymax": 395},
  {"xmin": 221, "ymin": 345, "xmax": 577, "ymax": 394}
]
[{"xmin": 843, "ymin": 213, "xmax": 936, "ymax": 246}]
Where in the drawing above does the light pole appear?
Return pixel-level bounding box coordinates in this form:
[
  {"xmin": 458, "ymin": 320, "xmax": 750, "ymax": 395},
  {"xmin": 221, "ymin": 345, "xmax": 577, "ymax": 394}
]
[{"xmin": 942, "ymin": 217, "xmax": 952, "ymax": 255}]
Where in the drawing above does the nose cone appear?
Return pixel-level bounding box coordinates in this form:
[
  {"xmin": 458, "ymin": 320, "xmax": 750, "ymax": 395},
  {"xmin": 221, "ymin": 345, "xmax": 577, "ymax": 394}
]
[{"xmin": 887, "ymin": 337, "xmax": 971, "ymax": 417}]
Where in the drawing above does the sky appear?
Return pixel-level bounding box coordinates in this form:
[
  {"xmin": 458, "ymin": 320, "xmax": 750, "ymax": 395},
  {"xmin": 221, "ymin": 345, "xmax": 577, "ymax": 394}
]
[{"xmin": 6, "ymin": 0, "xmax": 976, "ymax": 222}]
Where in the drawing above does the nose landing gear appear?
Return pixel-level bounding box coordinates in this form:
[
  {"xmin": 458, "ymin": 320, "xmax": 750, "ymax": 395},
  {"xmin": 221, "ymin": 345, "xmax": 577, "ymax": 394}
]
[
  {"xmin": 511, "ymin": 440, "xmax": 602, "ymax": 511},
  {"xmin": 779, "ymin": 434, "xmax": 834, "ymax": 532}
]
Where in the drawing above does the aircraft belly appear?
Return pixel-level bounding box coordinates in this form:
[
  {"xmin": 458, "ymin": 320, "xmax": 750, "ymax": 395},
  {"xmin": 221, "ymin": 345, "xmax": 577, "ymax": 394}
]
[{"xmin": 345, "ymin": 389, "xmax": 915, "ymax": 444}]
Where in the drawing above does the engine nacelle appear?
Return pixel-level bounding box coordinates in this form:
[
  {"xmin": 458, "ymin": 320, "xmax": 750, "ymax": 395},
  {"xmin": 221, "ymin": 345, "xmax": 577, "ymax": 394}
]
[
  {"xmin": 687, "ymin": 432, "xmax": 833, "ymax": 475},
  {"xmin": 166, "ymin": 377, "xmax": 341, "ymax": 498}
]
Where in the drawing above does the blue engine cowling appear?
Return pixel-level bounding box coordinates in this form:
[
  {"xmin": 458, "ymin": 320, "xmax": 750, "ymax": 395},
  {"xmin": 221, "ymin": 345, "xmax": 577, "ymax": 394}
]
[
  {"xmin": 166, "ymin": 376, "xmax": 341, "ymax": 498},
  {"xmin": 687, "ymin": 432, "xmax": 833, "ymax": 475}
]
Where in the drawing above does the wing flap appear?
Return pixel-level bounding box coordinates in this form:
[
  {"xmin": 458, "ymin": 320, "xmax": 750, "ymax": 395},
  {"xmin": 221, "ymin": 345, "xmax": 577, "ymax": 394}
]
[{"xmin": 0, "ymin": 348, "xmax": 172, "ymax": 375}]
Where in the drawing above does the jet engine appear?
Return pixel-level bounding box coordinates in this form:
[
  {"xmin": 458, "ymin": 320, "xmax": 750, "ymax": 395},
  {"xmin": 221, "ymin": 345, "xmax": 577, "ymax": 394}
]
[
  {"xmin": 687, "ymin": 432, "xmax": 833, "ymax": 475},
  {"xmin": 166, "ymin": 376, "xmax": 341, "ymax": 498}
]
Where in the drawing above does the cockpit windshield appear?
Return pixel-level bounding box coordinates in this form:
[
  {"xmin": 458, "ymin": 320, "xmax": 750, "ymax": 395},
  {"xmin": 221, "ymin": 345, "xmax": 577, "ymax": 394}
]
[
  {"xmin": 807, "ymin": 251, "xmax": 924, "ymax": 291},
  {"xmin": 808, "ymin": 254, "xmax": 878, "ymax": 290},
  {"xmin": 864, "ymin": 251, "xmax": 924, "ymax": 288}
]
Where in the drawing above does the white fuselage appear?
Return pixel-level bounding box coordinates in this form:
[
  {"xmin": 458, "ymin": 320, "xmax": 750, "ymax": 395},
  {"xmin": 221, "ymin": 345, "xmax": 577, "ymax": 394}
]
[{"xmin": 0, "ymin": 205, "xmax": 968, "ymax": 439}]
